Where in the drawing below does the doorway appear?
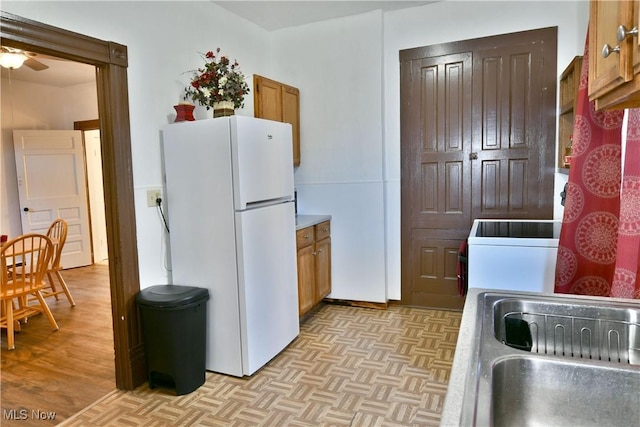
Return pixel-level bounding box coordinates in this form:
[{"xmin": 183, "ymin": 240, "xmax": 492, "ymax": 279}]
[
  {"xmin": 400, "ymin": 27, "xmax": 557, "ymax": 309},
  {"xmin": 1, "ymin": 11, "xmax": 145, "ymax": 389}
]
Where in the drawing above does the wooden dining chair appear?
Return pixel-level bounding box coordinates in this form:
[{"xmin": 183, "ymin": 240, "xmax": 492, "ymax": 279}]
[
  {"xmin": 1, "ymin": 233, "xmax": 59, "ymax": 350},
  {"xmin": 40, "ymin": 219, "xmax": 75, "ymax": 306}
]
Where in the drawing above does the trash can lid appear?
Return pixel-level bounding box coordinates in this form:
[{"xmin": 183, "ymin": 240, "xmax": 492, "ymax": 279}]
[{"xmin": 136, "ymin": 285, "xmax": 209, "ymax": 309}]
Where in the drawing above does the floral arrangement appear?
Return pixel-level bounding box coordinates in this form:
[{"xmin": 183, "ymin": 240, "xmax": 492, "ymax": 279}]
[{"xmin": 184, "ymin": 48, "xmax": 250, "ymax": 110}]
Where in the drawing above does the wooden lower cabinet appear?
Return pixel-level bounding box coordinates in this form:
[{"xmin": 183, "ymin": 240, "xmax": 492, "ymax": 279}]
[
  {"xmin": 297, "ymin": 243, "xmax": 316, "ymax": 315},
  {"xmin": 296, "ymin": 220, "xmax": 331, "ymax": 316},
  {"xmin": 314, "ymin": 237, "xmax": 331, "ymax": 302}
]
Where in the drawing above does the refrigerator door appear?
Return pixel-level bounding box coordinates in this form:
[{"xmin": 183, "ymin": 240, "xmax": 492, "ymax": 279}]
[
  {"xmin": 230, "ymin": 116, "xmax": 294, "ymax": 210},
  {"xmin": 235, "ymin": 201, "xmax": 299, "ymax": 375}
]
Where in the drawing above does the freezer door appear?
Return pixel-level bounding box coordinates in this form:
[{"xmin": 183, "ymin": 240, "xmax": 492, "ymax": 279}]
[
  {"xmin": 235, "ymin": 201, "xmax": 299, "ymax": 375},
  {"xmin": 230, "ymin": 116, "xmax": 294, "ymax": 210}
]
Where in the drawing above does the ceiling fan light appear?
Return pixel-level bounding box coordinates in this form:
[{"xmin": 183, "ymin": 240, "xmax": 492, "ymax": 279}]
[{"xmin": 0, "ymin": 52, "xmax": 27, "ymax": 69}]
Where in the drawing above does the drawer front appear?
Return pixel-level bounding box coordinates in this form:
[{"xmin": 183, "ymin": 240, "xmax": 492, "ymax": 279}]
[
  {"xmin": 296, "ymin": 226, "xmax": 315, "ymax": 249},
  {"xmin": 315, "ymin": 221, "xmax": 331, "ymax": 241}
]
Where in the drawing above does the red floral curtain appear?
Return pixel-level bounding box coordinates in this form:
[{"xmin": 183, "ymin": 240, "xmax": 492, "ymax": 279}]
[
  {"xmin": 612, "ymin": 109, "xmax": 640, "ymax": 298},
  {"xmin": 554, "ymin": 33, "xmax": 624, "ymax": 296},
  {"xmin": 555, "ymin": 32, "xmax": 640, "ymax": 299}
]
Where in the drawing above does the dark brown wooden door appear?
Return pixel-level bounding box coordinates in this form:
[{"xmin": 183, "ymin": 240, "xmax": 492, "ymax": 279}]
[{"xmin": 400, "ymin": 28, "xmax": 557, "ymax": 309}]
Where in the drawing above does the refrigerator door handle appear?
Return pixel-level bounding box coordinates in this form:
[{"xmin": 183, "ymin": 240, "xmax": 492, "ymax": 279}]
[{"xmin": 244, "ymin": 197, "xmax": 292, "ymax": 210}]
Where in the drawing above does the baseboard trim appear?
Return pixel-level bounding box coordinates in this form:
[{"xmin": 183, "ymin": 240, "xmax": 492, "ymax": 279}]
[{"xmin": 324, "ymin": 298, "xmax": 388, "ymax": 310}]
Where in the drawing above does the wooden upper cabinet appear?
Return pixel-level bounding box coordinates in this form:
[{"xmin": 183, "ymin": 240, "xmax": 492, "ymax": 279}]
[
  {"xmin": 253, "ymin": 75, "xmax": 301, "ymax": 166},
  {"xmin": 589, "ymin": 0, "xmax": 640, "ymax": 110},
  {"xmin": 254, "ymin": 76, "xmax": 283, "ymax": 121},
  {"xmin": 558, "ymin": 56, "xmax": 583, "ymax": 169},
  {"xmin": 282, "ymin": 85, "xmax": 301, "ymax": 166}
]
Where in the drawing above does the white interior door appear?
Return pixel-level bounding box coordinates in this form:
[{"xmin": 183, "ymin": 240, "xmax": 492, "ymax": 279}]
[
  {"xmin": 85, "ymin": 129, "xmax": 108, "ymax": 262},
  {"xmin": 13, "ymin": 130, "xmax": 92, "ymax": 268}
]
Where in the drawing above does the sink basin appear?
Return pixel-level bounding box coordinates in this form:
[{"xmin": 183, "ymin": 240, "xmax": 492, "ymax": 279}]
[
  {"xmin": 460, "ymin": 292, "xmax": 640, "ymax": 426},
  {"xmin": 493, "ymin": 297, "xmax": 640, "ymax": 364},
  {"xmin": 491, "ymin": 356, "xmax": 640, "ymax": 427}
]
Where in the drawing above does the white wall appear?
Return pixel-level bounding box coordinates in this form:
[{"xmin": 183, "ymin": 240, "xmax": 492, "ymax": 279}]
[
  {"xmin": 1, "ymin": 1, "xmax": 589, "ymax": 302},
  {"xmin": 269, "ymin": 1, "xmax": 588, "ymax": 303},
  {"xmin": 1, "ymin": 1, "xmax": 272, "ymax": 288},
  {"xmin": 271, "ymin": 10, "xmax": 388, "ymax": 303}
]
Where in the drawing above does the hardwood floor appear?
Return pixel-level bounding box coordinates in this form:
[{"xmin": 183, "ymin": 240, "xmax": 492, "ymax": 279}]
[{"xmin": 1, "ymin": 262, "xmax": 115, "ymax": 426}]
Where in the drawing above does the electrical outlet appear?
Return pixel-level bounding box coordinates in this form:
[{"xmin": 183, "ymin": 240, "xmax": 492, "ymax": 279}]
[{"xmin": 146, "ymin": 189, "xmax": 162, "ymax": 207}]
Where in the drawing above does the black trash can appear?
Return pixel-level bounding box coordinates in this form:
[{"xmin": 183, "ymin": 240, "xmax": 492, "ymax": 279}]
[{"xmin": 136, "ymin": 285, "xmax": 209, "ymax": 395}]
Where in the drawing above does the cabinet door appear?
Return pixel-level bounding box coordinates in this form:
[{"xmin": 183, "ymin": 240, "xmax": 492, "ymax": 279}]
[
  {"xmin": 297, "ymin": 244, "xmax": 316, "ymax": 316},
  {"xmin": 633, "ymin": 1, "xmax": 640, "ymax": 75},
  {"xmin": 254, "ymin": 75, "xmax": 283, "ymax": 121},
  {"xmin": 315, "ymin": 237, "xmax": 331, "ymax": 303},
  {"xmin": 282, "ymin": 85, "xmax": 301, "ymax": 166},
  {"xmin": 589, "ymin": 0, "xmax": 634, "ymax": 101}
]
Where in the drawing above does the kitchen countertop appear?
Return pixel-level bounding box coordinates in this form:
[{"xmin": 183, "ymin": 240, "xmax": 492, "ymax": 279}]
[
  {"xmin": 440, "ymin": 288, "xmax": 639, "ymax": 426},
  {"xmin": 295, "ymin": 214, "xmax": 331, "ymax": 230}
]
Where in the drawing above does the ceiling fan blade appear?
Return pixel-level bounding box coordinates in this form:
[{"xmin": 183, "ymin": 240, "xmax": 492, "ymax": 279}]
[{"xmin": 24, "ymin": 56, "xmax": 49, "ymax": 71}]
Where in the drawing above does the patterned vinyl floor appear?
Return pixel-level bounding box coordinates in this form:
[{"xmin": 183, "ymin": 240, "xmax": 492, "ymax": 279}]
[{"xmin": 61, "ymin": 303, "xmax": 461, "ymax": 426}]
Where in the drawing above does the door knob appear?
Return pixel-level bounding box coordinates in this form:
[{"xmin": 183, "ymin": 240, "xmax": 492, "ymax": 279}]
[
  {"xmin": 23, "ymin": 207, "xmax": 29, "ymax": 212},
  {"xmin": 470, "ymin": 152, "xmax": 478, "ymax": 160},
  {"xmin": 617, "ymin": 25, "xmax": 638, "ymax": 42},
  {"xmin": 602, "ymin": 44, "xmax": 621, "ymax": 58}
]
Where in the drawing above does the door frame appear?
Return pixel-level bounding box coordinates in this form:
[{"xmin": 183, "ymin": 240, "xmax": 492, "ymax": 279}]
[{"xmin": 1, "ymin": 11, "xmax": 145, "ymax": 389}]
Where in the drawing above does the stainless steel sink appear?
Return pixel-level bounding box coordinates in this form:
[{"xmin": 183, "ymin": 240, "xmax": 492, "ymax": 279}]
[
  {"xmin": 490, "ymin": 356, "xmax": 639, "ymax": 427},
  {"xmin": 493, "ymin": 297, "xmax": 640, "ymax": 365},
  {"xmin": 461, "ymin": 292, "xmax": 640, "ymax": 426}
]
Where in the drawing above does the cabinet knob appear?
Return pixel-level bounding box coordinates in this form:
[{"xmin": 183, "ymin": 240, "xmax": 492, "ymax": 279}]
[
  {"xmin": 602, "ymin": 44, "xmax": 621, "ymax": 58},
  {"xmin": 617, "ymin": 25, "xmax": 638, "ymax": 42},
  {"xmin": 304, "ymin": 234, "xmax": 311, "ymax": 239}
]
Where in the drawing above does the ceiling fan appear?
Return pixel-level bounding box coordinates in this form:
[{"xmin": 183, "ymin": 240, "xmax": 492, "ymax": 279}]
[{"xmin": 0, "ymin": 46, "xmax": 50, "ymax": 71}]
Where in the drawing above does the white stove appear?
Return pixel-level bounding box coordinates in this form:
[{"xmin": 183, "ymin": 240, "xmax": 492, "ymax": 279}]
[{"xmin": 467, "ymin": 219, "xmax": 561, "ymax": 294}]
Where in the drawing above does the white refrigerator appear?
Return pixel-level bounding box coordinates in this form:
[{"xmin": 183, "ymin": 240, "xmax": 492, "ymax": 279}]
[{"xmin": 162, "ymin": 116, "xmax": 299, "ymax": 377}]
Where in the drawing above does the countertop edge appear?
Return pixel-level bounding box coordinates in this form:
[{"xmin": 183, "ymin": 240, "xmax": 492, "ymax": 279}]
[
  {"xmin": 440, "ymin": 289, "xmax": 480, "ymax": 426},
  {"xmin": 295, "ymin": 214, "xmax": 331, "ymax": 230}
]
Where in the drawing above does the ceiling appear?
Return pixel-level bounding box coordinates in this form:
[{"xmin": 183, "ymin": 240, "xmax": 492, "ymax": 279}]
[
  {"xmin": 0, "ymin": 1, "xmax": 432, "ymax": 87},
  {"xmin": 0, "ymin": 54, "xmax": 96, "ymax": 87},
  {"xmin": 214, "ymin": 1, "xmax": 433, "ymax": 31}
]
